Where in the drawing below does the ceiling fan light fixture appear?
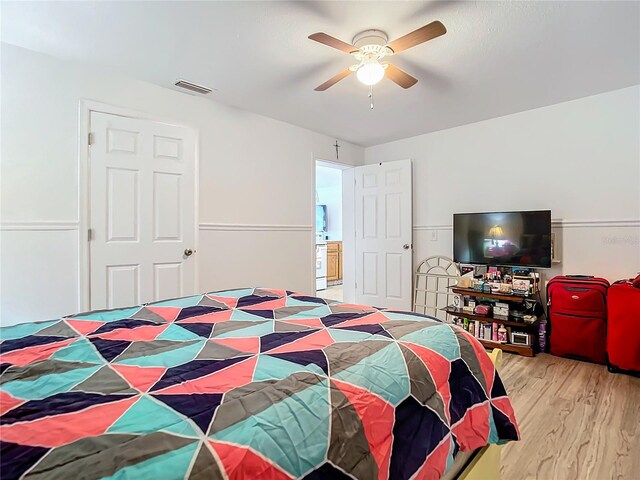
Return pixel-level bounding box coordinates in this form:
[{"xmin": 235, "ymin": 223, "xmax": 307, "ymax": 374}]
[{"xmin": 356, "ymin": 61, "xmax": 385, "ymax": 86}]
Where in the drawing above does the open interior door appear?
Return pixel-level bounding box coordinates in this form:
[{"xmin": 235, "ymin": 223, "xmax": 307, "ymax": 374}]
[{"xmin": 354, "ymin": 159, "xmax": 412, "ymax": 309}]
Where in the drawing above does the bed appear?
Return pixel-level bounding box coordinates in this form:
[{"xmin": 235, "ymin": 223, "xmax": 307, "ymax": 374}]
[{"xmin": 0, "ymin": 288, "xmax": 519, "ymax": 479}]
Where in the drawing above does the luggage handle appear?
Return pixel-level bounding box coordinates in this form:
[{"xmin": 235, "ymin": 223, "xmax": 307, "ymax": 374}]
[
  {"xmin": 614, "ymin": 275, "xmax": 640, "ymax": 288},
  {"xmin": 566, "ymin": 275, "xmax": 595, "ymax": 279},
  {"xmin": 564, "ymin": 287, "xmax": 589, "ymax": 292}
]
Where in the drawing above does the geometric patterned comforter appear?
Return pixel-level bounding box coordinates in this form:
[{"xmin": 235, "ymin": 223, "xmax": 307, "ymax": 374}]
[{"xmin": 0, "ymin": 288, "xmax": 519, "ymax": 480}]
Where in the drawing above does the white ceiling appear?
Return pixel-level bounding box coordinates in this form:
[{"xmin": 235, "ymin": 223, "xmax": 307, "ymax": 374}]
[{"xmin": 3, "ymin": 1, "xmax": 639, "ymax": 147}]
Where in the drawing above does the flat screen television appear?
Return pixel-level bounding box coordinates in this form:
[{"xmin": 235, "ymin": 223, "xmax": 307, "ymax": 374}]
[{"xmin": 453, "ymin": 210, "xmax": 552, "ymax": 268}]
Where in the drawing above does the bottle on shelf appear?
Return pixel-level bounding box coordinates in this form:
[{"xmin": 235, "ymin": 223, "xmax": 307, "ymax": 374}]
[{"xmin": 498, "ymin": 324, "xmax": 508, "ymax": 343}]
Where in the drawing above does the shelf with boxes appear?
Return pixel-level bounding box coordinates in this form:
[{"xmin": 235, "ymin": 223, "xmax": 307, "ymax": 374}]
[{"xmin": 444, "ymin": 269, "xmax": 546, "ymax": 357}]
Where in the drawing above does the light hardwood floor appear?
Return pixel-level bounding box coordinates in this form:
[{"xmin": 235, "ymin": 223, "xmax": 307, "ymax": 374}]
[
  {"xmin": 499, "ymin": 353, "xmax": 640, "ymax": 480},
  {"xmin": 323, "ymin": 284, "xmax": 343, "ymax": 302}
]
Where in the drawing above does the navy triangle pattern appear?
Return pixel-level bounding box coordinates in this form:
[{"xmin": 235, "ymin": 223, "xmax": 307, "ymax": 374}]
[
  {"xmin": 175, "ymin": 306, "xmax": 226, "ymax": 321},
  {"xmin": 0, "ymin": 441, "xmax": 50, "ymax": 479},
  {"xmin": 89, "ymin": 338, "xmax": 132, "ymax": 362},
  {"xmin": 153, "ymin": 393, "xmax": 223, "ymax": 434},
  {"xmin": 1, "ymin": 335, "xmax": 67, "ymax": 354},
  {"xmin": 491, "ymin": 405, "xmax": 519, "ymax": 441},
  {"xmin": 151, "ymin": 357, "xmax": 249, "ymax": 392},
  {"xmin": 92, "ymin": 319, "xmax": 156, "ymax": 336},
  {"xmin": 259, "ymin": 330, "xmax": 318, "ymax": 353},
  {"xmin": 178, "ymin": 323, "xmax": 215, "ymax": 338},
  {"xmin": 290, "ymin": 295, "xmax": 327, "ymax": 305},
  {"xmin": 491, "ymin": 371, "xmax": 508, "ymax": 398},
  {"xmin": 390, "ymin": 395, "xmax": 450, "ymax": 480},
  {"xmin": 338, "ymin": 323, "xmax": 393, "ymax": 338},
  {"xmin": 321, "ymin": 312, "xmax": 369, "ymax": 328},
  {"xmin": 235, "ymin": 295, "xmax": 278, "ymax": 308},
  {"xmin": 0, "ymin": 392, "xmax": 135, "ymax": 425},
  {"xmin": 448, "ymin": 359, "xmax": 488, "ymax": 425},
  {"xmin": 269, "ymin": 350, "xmax": 328, "ymax": 375},
  {"xmin": 303, "ymin": 462, "xmax": 353, "ymax": 480}
]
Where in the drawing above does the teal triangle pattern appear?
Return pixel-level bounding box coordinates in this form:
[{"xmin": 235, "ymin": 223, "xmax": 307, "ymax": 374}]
[
  {"xmin": 0, "ymin": 320, "xmax": 58, "ymax": 341},
  {"xmin": 109, "ymin": 397, "xmax": 198, "ymax": 437},
  {"xmin": 103, "ymin": 442, "xmax": 199, "ymax": 480},
  {"xmin": 156, "ymin": 324, "xmax": 203, "ymax": 341},
  {"xmin": 52, "ymin": 338, "xmax": 104, "ymax": 364}
]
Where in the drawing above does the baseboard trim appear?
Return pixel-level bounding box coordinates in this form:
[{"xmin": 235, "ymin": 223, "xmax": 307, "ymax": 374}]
[
  {"xmin": 199, "ymin": 223, "xmax": 313, "ymax": 232},
  {"xmin": 413, "ymin": 219, "xmax": 640, "ymax": 231},
  {"xmin": 0, "ymin": 221, "xmax": 80, "ymax": 231}
]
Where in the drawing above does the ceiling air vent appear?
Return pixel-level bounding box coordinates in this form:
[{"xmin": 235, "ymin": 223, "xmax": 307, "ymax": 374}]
[{"xmin": 174, "ymin": 79, "xmax": 213, "ymax": 95}]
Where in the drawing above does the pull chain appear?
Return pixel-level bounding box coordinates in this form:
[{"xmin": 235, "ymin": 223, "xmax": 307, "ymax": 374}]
[{"xmin": 368, "ymin": 85, "xmax": 374, "ymax": 109}]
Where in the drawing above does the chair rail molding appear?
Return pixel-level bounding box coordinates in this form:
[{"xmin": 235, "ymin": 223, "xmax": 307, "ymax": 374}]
[
  {"xmin": 0, "ymin": 221, "xmax": 80, "ymax": 231},
  {"xmin": 413, "ymin": 219, "xmax": 640, "ymax": 231},
  {"xmin": 199, "ymin": 223, "xmax": 313, "ymax": 232}
]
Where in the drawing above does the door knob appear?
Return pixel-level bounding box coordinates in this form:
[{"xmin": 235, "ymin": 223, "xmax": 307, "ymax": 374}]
[
  {"xmin": 184, "ymin": 248, "xmax": 195, "ymax": 257},
  {"xmin": 403, "ymin": 244, "xmax": 411, "ymax": 250}
]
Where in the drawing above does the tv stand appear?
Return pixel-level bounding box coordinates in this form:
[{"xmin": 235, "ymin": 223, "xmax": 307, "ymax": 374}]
[{"xmin": 444, "ymin": 287, "xmax": 543, "ymax": 357}]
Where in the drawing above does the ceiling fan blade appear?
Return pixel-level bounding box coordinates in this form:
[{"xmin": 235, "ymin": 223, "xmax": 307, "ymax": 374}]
[
  {"xmin": 386, "ymin": 21, "xmax": 447, "ymax": 53},
  {"xmin": 385, "ymin": 64, "xmax": 418, "ymax": 89},
  {"xmin": 314, "ymin": 69, "xmax": 353, "ymax": 91},
  {"xmin": 309, "ymin": 33, "xmax": 358, "ymax": 54}
]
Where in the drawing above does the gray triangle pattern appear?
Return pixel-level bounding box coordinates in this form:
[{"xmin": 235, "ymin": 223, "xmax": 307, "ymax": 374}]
[
  {"xmin": 187, "ymin": 443, "xmax": 224, "ymax": 480},
  {"xmin": 210, "ymin": 320, "xmax": 267, "ymax": 337},
  {"xmin": 383, "ymin": 320, "xmax": 440, "ymax": 340},
  {"xmin": 398, "ymin": 343, "xmax": 447, "ymax": 423},
  {"xmin": 274, "ymin": 306, "xmax": 318, "ymax": 319},
  {"xmin": 253, "ymin": 288, "xmax": 280, "ymax": 298},
  {"xmin": 35, "ymin": 321, "xmax": 80, "ymax": 338},
  {"xmin": 71, "ymin": 366, "xmax": 138, "ymax": 394},
  {"xmin": 275, "ymin": 321, "xmax": 313, "ymax": 333},
  {"xmin": 196, "ymin": 341, "xmax": 245, "ymax": 360},
  {"xmin": 131, "ymin": 307, "xmax": 170, "ymax": 324},
  {"xmin": 115, "ymin": 339, "xmax": 200, "ymax": 361},
  {"xmin": 198, "ymin": 296, "xmax": 231, "ymax": 310}
]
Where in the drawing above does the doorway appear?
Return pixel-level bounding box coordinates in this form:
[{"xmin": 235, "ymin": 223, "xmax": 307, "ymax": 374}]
[
  {"xmin": 84, "ymin": 106, "xmax": 198, "ymax": 310},
  {"xmin": 314, "ymin": 160, "xmax": 350, "ymax": 302}
]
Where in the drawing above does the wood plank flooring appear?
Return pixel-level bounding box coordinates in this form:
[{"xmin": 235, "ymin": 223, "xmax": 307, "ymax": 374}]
[{"xmin": 499, "ymin": 353, "xmax": 640, "ymax": 480}]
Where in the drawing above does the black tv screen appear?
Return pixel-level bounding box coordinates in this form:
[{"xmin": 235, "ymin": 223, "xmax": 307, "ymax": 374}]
[{"xmin": 453, "ymin": 210, "xmax": 552, "ymax": 268}]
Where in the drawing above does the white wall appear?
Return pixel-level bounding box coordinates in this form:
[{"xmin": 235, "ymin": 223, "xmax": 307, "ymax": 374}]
[
  {"xmin": 315, "ymin": 165, "xmax": 342, "ymax": 241},
  {"xmin": 365, "ymin": 85, "xmax": 640, "ymax": 283},
  {"xmin": 0, "ymin": 43, "xmax": 364, "ymax": 326}
]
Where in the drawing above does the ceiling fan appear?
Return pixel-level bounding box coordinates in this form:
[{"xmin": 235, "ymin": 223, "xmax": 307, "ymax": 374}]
[{"xmin": 309, "ymin": 21, "xmax": 446, "ymax": 102}]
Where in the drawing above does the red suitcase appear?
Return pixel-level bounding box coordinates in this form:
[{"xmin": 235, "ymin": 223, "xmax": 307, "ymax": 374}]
[
  {"xmin": 607, "ymin": 275, "xmax": 640, "ymax": 375},
  {"xmin": 547, "ymin": 275, "xmax": 610, "ymax": 364}
]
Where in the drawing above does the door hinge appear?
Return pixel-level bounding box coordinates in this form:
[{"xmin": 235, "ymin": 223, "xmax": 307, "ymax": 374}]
[
  {"xmin": 88, "ymin": 132, "xmax": 94, "ymax": 145},
  {"xmin": 88, "ymin": 228, "xmax": 94, "ymax": 241}
]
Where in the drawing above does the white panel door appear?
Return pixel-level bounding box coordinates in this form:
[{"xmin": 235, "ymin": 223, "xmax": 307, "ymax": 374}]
[
  {"xmin": 89, "ymin": 111, "xmax": 196, "ymax": 309},
  {"xmin": 354, "ymin": 159, "xmax": 412, "ymax": 310}
]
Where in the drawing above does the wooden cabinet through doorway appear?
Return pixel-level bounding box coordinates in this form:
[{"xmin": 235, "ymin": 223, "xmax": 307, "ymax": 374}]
[{"xmin": 327, "ymin": 241, "xmax": 342, "ymax": 283}]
